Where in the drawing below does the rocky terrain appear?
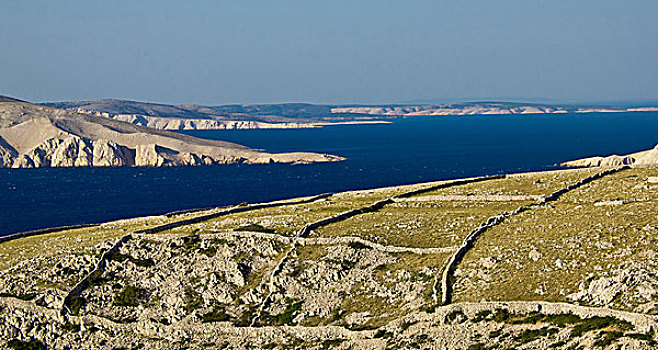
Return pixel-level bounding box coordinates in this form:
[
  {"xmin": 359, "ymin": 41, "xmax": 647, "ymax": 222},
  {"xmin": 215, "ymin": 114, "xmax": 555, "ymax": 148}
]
[
  {"xmin": 43, "ymin": 99, "xmax": 658, "ymax": 131},
  {"xmin": 331, "ymin": 103, "xmax": 658, "ymax": 117},
  {"xmin": 562, "ymin": 144, "xmax": 658, "ymax": 168},
  {"xmin": 0, "ymin": 97, "xmax": 343, "ymax": 168},
  {"xmin": 1, "ymin": 164, "xmax": 657, "ymax": 349}
]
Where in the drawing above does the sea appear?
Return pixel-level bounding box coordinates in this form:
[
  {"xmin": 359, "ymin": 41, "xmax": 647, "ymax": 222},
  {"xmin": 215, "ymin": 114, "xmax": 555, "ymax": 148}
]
[{"xmin": 1, "ymin": 112, "xmax": 657, "ymax": 236}]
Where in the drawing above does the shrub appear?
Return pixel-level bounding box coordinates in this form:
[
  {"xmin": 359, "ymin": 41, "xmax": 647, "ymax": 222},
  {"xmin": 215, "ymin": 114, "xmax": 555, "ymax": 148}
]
[
  {"xmin": 86, "ymin": 269, "xmax": 107, "ymax": 286},
  {"xmin": 201, "ymin": 307, "xmax": 231, "ymax": 323},
  {"xmin": 62, "ymin": 321, "xmax": 80, "ymax": 333},
  {"xmin": 515, "ymin": 327, "xmax": 558, "ymax": 344},
  {"xmin": 113, "ymin": 285, "xmax": 142, "ymax": 307},
  {"xmin": 263, "ymin": 300, "xmax": 303, "ymax": 326},
  {"xmin": 184, "ymin": 287, "xmax": 203, "ymax": 313},
  {"xmin": 236, "ymin": 224, "xmax": 275, "ymax": 234},
  {"xmin": 347, "ymin": 242, "xmax": 370, "ymax": 250},
  {"xmin": 67, "ymin": 295, "xmax": 86, "ymax": 315},
  {"xmin": 7, "ymin": 339, "xmax": 46, "ymax": 350},
  {"xmin": 593, "ymin": 331, "xmax": 624, "ymax": 348},
  {"xmin": 0, "ymin": 292, "xmax": 36, "ymax": 301},
  {"xmin": 571, "ymin": 316, "xmax": 632, "ymax": 337}
]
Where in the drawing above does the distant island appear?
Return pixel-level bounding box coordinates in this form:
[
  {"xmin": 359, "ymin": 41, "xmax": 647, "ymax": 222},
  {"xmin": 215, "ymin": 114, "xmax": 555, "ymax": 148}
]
[
  {"xmin": 42, "ymin": 99, "xmax": 658, "ymax": 131},
  {"xmin": 0, "ymin": 96, "xmax": 343, "ymax": 169}
]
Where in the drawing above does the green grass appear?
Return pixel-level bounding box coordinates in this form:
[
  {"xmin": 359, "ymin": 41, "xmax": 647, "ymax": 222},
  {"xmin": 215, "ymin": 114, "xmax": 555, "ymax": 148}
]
[
  {"xmin": 453, "ymin": 168, "xmax": 658, "ymax": 308},
  {"xmin": 415, "ymin": 169, "xmax": 598, "ymax": 198},
  {"xmin": 316, "ymin": 201, "xmax": 526, "ymax": 248},
  {"xmin": 0, "ymin": 214, "xmax": 193, "ymax": 270}
]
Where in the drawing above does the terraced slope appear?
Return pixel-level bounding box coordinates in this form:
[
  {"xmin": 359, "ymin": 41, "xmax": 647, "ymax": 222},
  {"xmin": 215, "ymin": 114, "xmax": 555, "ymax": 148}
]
[{"xmin": 1, "ymin": 167, "xmax": 657, "ymax": 349}]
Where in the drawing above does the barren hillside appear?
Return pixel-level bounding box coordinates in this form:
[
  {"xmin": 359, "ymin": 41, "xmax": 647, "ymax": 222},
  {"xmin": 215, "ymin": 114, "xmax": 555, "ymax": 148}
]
[
  {"xmin": 0, "ymin": 99, "xmax": 343, "ymax": 168},
  {"xmin": 1, "ymin": 165, "xmax": 657, "ymax": 349}
]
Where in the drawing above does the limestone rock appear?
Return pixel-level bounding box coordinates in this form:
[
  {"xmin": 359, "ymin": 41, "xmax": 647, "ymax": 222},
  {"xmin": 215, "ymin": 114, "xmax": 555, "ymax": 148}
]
[
  {"xmin": 0, "ymin": 100, "xmax": 344, "ymax": 168},
  {"xmin": 594, "ymin": 200, "xmax": 624, "ymax": 207},
  {"xmin": 92, "ymin": 140, "xmax": 132, "ymax": 166},
  {"xmin": 528, "ymin": 249, "xmax": 542, "ymax": 262},
  {"xmin": 562, "ymin": 143, "xmax": 658, "ymax": 168},
  {"xmin": 634, "ymin": 144, "xmax": 658, "ymax": 166}
]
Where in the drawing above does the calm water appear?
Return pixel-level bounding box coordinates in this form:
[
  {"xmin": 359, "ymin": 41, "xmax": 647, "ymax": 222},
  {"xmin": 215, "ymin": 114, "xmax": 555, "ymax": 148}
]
[{"xmin": 1, "ymin": 113, "xmax": 657, "ymax": 236}]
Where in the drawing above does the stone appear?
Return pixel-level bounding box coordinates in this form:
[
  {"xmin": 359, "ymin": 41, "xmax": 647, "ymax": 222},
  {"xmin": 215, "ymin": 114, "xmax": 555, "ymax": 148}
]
[{"xmin": 528, "ymin": 249, "xmax": 542, "ymax": 262}]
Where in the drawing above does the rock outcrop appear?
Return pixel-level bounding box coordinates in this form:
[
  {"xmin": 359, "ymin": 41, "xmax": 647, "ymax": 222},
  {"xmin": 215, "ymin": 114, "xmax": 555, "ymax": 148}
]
[
  {"xmin": 0, "ymin": 99, "xmax": 344, "ymax": 168},
  {"xmin": 562, "ymin": 144, "xmax": 658, "ymax": 168}
]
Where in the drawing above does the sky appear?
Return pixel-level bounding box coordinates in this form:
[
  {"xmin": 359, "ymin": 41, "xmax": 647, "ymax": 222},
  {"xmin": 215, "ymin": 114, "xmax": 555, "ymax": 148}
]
[{"xmin": 1, "ymin": 0, "xmax": 657, "ymax": 105}]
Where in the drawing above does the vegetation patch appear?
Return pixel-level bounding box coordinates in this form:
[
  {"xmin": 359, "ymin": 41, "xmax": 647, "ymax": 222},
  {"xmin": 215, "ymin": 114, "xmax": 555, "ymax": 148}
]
[
  {"xmin": 201, "ymin": 306, "xmax": 231, "ymax": 323},
  {"xmin": 107, "ymin": 251, "xmax": 155, "ymax": 268},
  {"xmin": 7, "ymin": 339, "xmax": 47, "ymax": 350},
  {"xmin": 184, "ymin": 286, "xmax": 203, "ymax": 313},
  {"xmin": 86, "ymin": 269, "xmax": 108, "ymax": 286},
  {"xmin": 67, "ymin": 295, "xmax": 86, "ymax": 315},
  {"xmin": 570, "ymin": 316, "xmax": 633, "ymax": 337},
  {"xmin": 626, "ymin": 332, "xmax": 657, "ymax": 346},
  {"xmin": 61, "ymin": 321, "xmax": 81, "ymax": 333},
  {"xmin": 347, "ymin": 241, "xmax": 371, "ymax": 250},
  {"xmin": 236, "ymin": 223, "xmax": 276, "ymax": 234},
  {"xmin": 515, "ymin": 327, "xmax": 558, "ymax": 344},
  {"xmin": 113, "ymin": 285, "xmax": 144, "ymax": 307},
  {"xmin": 593, "ymin": 331, "xmax": 624, "ymax": 348},
  {"xmin": 234, "ymin": 305, "xmax": 257, "ymax": 327},
  {"xmin": 262, "ymin": 300, "xmax": 303, "ymax": 326},
  {"xmin": 0, "ymin": 292, "xmax": 37, "ymax": 301}
]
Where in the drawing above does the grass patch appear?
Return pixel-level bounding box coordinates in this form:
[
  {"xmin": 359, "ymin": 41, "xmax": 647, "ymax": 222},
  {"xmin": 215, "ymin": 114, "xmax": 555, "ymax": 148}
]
[
  {"xmin": 234, "ymin": 305, "xmax": 257, "ymax": 327},
  {"xmin": 86, "ymin": 269, "xmax": 107, "ymax": 286},
  {"xmin": 454, "ymin": 168, "xmax": 658, "ymax": 306}
]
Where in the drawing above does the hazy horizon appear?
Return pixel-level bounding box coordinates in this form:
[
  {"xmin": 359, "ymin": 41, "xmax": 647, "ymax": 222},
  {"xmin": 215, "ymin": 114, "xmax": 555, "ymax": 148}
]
[{"xmin": 2, "ymin": 1, "xmax": 657, "ymax": 105}]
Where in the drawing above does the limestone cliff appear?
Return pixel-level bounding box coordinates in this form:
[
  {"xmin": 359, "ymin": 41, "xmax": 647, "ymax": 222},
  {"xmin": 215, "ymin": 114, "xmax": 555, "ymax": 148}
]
[
  {"xmin": 0, "ymin": 100, "xmax": 344, "ymax": 168},
  {"xmin": 562, "ymin": 144, "xmax": 658, "ymax": 167}
]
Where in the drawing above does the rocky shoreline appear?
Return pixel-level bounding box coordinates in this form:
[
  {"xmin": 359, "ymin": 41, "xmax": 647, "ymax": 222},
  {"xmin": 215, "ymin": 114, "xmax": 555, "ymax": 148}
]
[{"xmin": 0, "ymin": 99, "xmax": 344, "ymax": 169}]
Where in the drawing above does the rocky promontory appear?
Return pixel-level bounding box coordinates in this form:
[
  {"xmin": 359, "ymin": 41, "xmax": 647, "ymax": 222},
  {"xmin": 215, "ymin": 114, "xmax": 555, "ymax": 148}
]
[
  {"xmin": 0, "ymin": 98, "xmax": 344, "ymax": 169},
  {"xmin": 562, "ymin": 144, "xmax": 658, "ymax": 168}
]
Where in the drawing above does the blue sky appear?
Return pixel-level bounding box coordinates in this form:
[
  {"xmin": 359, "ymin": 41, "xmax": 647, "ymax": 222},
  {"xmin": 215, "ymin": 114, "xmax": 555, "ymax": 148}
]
[{"xmin": 1, "ymin": 0, "xmax": 656, "ymax": 104}]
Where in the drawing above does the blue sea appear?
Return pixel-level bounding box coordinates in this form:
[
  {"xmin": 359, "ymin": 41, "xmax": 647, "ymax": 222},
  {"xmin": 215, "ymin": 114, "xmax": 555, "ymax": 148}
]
[{"xmin": 1, "ymin": 112, "xmax": 657, "ymax": 236}]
